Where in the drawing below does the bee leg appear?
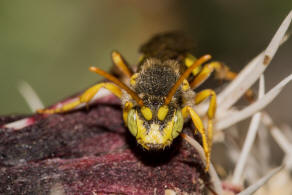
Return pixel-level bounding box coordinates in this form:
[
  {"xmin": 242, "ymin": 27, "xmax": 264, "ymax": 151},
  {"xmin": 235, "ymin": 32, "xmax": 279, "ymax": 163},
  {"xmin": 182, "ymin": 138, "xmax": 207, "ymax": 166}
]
[
  {"xmin": 37, "ymin": 83, "xmax": 122, "ymax": 114},
  {"xmin": 189, "ymin": 61, "xmax": 224, "ymax": 89},
  {"xmin": 195, "ymin": 89, "xmax": 217, "ymax": 171},
  {"xmin": 184, "ymin": 54, "xmax": 202, "ymax": 76},
  {"xmin": 182, "ymin": 106, "xmax": 210, "ymax": 172},
  {"xmin": 112, "ymin": 51, "xmax": 133, "ymax": 78},
  {"xmin": 189, "ymin": 61, "xmax": 254, "ymax": 101},
  {"xmin": 184, "ymin": 54, "xmax": 234, "ymax": 87}
]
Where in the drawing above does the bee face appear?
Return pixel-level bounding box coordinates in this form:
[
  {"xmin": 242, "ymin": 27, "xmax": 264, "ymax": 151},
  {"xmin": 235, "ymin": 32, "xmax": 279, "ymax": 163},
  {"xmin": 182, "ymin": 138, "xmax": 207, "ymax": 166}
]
[{"xmin": 126, "ymin": 105, "xmax": 184, "ymax": 150}]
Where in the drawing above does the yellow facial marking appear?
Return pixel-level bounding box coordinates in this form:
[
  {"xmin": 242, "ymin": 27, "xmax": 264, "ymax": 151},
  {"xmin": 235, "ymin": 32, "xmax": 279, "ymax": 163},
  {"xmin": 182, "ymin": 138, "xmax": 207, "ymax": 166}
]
[
  {"xmin": 130, "ymin": 73, "xmax": 139, "ymax": 86},
  {"xmin": 143, "ymin": 124, "xmax": 164, "ymax": 144},
  {"xmin": 123, "ymin": 101, "xmax": 133, "ymax": 125},
  {"xmin": 134, "ymin": 111, "xmax": 178, "ymax": 149},
  {"xmin": 141, "ymin": 106, "xmax": 152, "ymax": 120},
  {"xmin": 139, "ymin": 121, "xmax": 174, "ymax": 148},
  {"xmin": 157, "ymin": 105, "xmax": 169, "ymax": 121}
]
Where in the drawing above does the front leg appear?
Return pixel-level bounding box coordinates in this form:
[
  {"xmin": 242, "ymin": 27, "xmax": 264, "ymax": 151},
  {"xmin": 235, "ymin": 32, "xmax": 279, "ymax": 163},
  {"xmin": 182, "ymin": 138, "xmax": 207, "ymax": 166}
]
[
  {"xmin": 182, "ymin": 106, "xmax": 210, "ymax": 171},
  {"xmin": 38, "ymin": 83, "xmax": 122, "ymax": 114},
  {"xmin": 195, "ymin": 89, "xmax": 217, "ymax": 165}
]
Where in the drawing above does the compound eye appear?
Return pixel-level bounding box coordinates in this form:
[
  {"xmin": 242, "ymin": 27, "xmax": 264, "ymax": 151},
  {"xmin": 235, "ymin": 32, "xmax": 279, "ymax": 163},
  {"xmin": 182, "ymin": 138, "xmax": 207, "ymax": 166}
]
[
  {"xmin": 172, "ymin": 110, "xmax": 183, "ymax": 138},
  {"xmin": 127, "ymin": 109, "xmax": 138, "ymax": 136}
]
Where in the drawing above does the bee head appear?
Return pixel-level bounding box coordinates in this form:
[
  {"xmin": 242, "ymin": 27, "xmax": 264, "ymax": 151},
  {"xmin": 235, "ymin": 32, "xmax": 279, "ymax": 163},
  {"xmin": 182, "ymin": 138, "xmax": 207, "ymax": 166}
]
[
  {"xmin": 126, "ymin": 96, "xmax": 184, "ymax": 150},
  {"xmin": 90, "ymin": 54, "xmax": 211, "ymax": 150}
]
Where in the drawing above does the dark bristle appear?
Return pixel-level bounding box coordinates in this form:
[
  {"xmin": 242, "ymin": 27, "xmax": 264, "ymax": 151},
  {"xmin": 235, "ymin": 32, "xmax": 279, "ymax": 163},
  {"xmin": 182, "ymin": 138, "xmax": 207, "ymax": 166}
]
[{"xmin": 135, "ymin": 64, "xmax": 178, "ymax": 97}]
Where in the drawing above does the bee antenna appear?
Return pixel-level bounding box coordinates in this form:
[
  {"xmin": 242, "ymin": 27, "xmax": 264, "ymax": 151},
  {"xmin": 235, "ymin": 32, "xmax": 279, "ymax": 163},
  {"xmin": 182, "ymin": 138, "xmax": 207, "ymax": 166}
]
[
  {"xmin": 89, "ymin": 67, "xmax": 144, "ymax": 107},
  {"xmin": 164, "ymin": 54, "xmax": 212, "ymax": 105}
]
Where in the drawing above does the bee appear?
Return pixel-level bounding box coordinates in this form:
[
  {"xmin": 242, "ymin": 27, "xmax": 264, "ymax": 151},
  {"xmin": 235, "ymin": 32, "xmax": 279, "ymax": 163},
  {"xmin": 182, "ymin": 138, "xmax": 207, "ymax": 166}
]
[{"xmin": 38, "ymin": 32, "xmax": 237, "ymax": 171}]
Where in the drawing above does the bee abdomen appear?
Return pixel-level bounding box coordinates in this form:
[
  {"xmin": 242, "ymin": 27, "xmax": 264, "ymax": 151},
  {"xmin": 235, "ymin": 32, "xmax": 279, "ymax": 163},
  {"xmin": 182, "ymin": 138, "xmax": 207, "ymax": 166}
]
[{"xmin": 139, "ymin": 31, "xmax": 196, "ymax": 63}]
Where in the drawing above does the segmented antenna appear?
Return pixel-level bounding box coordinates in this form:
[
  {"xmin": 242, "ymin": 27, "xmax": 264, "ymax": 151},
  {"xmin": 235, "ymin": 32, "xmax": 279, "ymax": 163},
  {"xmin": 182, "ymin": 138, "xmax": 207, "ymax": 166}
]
[
  {"xmin": 89, "ymin": 67, "xmax": 144, "ymax": 107},
  {"xmin": 164, "ymin": 55, "xmax": 212, "ymax": 105}
]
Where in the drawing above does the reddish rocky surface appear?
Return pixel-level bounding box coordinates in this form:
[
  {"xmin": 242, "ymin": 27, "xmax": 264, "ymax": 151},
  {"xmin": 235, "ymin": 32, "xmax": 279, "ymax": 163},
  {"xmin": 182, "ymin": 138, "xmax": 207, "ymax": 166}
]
[{"xmin": 0, "ymin": 95, "xmax": 209, "ymax": 195}]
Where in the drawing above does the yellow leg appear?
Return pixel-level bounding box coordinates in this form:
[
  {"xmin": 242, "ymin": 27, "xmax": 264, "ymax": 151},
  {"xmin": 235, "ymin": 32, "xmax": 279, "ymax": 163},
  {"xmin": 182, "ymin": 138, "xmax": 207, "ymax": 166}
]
[
  {"xmin": 38, "ymin": 83, "xmax": 122, "ymax": 114},
  {"xmin": 195, "ymin": 89, "xmax": 216, "ymax": 119},
  {"xmin": 188, "ymin": 59, "xmax": 254, "ymax": 101},
  {"xmin": 182, "ymin": 106, "xmax": 210, "ymax": 171},
  {"xmin": 184, "ymin": 53, "xmax": 201, "ymax": 76},
  {"xmin": 112, "ymin": 51, "xmax": 133, "ymax": 78},
  {"xmin": 190, "ymin": 61, "xmax": 224, "ymax": 89},
  {"xmin": 184, "ymin": 54, "xmax": 235, "ymax": 86},
  {"xmin": 195, "ymin": 89, "xmax": 217, "ymax": 171}
]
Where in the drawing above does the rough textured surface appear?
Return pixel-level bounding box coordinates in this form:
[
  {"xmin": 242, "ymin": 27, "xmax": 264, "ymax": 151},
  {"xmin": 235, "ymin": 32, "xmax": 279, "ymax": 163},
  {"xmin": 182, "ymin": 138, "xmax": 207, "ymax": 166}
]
[{"xmin": 0, "ymin": 95, "xmax": 209, "ymax": 195}]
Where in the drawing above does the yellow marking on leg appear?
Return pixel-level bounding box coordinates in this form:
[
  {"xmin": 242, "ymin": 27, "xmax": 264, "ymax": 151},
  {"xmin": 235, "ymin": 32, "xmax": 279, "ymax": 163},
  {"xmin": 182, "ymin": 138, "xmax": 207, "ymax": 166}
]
[
  {"xmin": 182, "ymin": 106, "xmax": 188, "ymax": 119},
  {"xmin": 189, "ymin": 61, "xmax": 254, "ymax": 103},
  {"xmin": 38, "ymin": 99, "xmax": 82, "ymax": 114},
  {"xmin": 38, "ymin": 83, "xmax": 122, "ymax": 114},
  {"xmin": 80, "ymin": 83, "xmax": 122, "ymax": 103},
  {"xmin": 184, "ymin": 53, "xmax": 201, "ymax": 76},
  {"xmin": 195, "ymin": 89, "xmax": 216, "ymax": 119},
  {"xmin": 112, "ymin": 51, "xmax": 133, "ymax": 78},
  {"xmin": 183, "ymin": 106, "xmax": 210, "ymax": 171},
  {"xmin": 190, "ymin": 62, "xmax": 221, "ymax": 89},
  {"xmin": 207, "ymin": 119, "xmax": 213, "ymax": 149},
  {"xmin": 130, "ymin": 73, "xmax": 139, "ymax": 87},
  {"xmin": 182, "ymin": 79, "xmax": 190, "ymax": 91},
  {"xmin": 195, "ymin": 89, "xmax": 217, "ymax": 171},
  {"xmin": 59, "ymin": 100, "xmax": 81, "ymax": 112}
]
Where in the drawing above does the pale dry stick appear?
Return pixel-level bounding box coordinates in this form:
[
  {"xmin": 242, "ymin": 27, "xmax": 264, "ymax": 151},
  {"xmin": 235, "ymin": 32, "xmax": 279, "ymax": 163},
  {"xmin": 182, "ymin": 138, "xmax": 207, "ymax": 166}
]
[
  {"xmin": 195, "ymin": 11, "xmax": 291, "ymax": 118},
  {"xmin": 227, "ymin": 138, "xmax": 261, "ymax": 184},
  {"xmin": 216, "ymin": 11, "xmax": 292, "ymax": 113},
  {"xmin": 216, "ymin": 73, "xmax": 292, "ymax": 131},
  {"xmin": 18, "ymin": 81, "xmax": 44, "ymax": 112},
  {"xmin": 281, "ymin": 123, "xmax": 292, "ymax": 141},
  {"xmin": 237, "ymin": 166, "xmax": 283, "ymax": 195},
  {"xmin": 3, "ymin": 118, "xmax": 35, "ymax": 130},
  {"xmin": 261, "ymin": 112, "xmax": 292, "ymax": 169},
  {"xmin": 195, "ymin": 32, "xmax": 288, "ymax": 119},
  {"xmin": 182, "ymin": 134, "xmax": 223, "ymax": 195},
  {"xmin": 257, "ymin": 125, "xmax": 270, "ymax": 175},
  {"xmin": 232, "ymin": 75, "xmax": 265, "ymax": 185}
]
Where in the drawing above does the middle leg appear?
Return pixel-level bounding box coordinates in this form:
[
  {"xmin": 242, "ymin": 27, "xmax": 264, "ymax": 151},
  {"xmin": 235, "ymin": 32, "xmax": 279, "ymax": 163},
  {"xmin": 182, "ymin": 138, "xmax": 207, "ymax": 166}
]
[
  {"xmin": 182, "ymin": 105, "xmax": 210, "ymax": 171},
  {"xmin": 38, "ymin": 83, "xmax": 122, "ymax": 114},
  {"xmin": 195, "ymin": 89, "xmax": 217, "ymax": 152}
]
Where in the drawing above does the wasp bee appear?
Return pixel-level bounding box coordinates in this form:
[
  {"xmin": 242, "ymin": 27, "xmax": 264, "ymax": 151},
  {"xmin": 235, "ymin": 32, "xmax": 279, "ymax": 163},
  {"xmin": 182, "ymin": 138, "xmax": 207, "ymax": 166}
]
[{"xmin": 39, "ymin": 32, "xmax": 236, "ymax": 171}]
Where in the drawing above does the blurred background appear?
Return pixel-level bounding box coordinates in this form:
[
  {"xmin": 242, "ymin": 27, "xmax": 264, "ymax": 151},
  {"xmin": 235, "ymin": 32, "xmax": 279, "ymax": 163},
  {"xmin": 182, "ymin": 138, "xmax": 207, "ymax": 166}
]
[
  {"xmin": 0, "ymin": 0, "xmax": 291, "ymax": 127},
  {"xmin": 1, "ymin": 1, "xmax": 292, "ymax": 192}
]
